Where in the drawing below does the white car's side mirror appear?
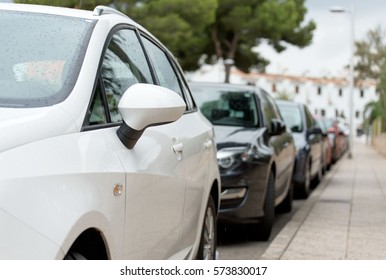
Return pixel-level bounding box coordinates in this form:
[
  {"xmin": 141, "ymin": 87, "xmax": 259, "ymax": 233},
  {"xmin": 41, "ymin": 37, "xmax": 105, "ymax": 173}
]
[{"xmin": 117, "ymin": 83, "xmax": 186, "ymax": 149}]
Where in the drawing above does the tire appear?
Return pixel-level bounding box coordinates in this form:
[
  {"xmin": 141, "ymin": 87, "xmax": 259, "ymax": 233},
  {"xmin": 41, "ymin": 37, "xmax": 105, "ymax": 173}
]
[
  {"xmin": 312, "ymin": 159, "xmax": 323, "ymax": 188},
  {"xmin": 255, "ymin": 171, "xmax": 275, "ymax": 241},
  {"xmin": 277, "ymin": 181, "xmax": 293, "ymax": 213},
  {"xmin": 196, "ymin": 196, "xmax": 217, "ymax": 260},
  {"xmin": 321, "ymin": 153, "xmax": 327, "ymax": 175},
  {"xmin": 64, "ymin": 251, "xmax": 87, "ymax": 260},
  {"xmin": 296, "ymin": 158, "xmax": 311, "ymax": 199}
]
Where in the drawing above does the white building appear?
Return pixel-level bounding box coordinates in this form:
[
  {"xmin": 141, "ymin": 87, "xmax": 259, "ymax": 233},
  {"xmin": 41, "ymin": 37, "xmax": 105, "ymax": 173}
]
[{"xmin": 187, "ymin": 62, "xmax": 378, "ymax": 131}]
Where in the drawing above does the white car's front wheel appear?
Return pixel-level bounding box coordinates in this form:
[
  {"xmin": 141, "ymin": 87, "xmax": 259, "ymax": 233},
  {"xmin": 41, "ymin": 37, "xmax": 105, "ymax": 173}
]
[{"xmin": 196, "ymin": 196, "xmax": 217, "ymax": 260}]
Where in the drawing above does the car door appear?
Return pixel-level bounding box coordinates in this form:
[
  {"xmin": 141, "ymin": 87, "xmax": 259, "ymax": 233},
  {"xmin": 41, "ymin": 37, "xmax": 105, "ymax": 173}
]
[
  {"xmin": 260, "ymin": 90, "xmax": 294, "ymax": 196},
  {"xmin": 304, "ymin": 106, "xmax": 322, "ymax": 177},
  {"xmin": 88, "ymin": 27, "xmax": 187, "ymax": 259},
  {"xmin": 140, "ymin": 35, "xmax": 214, "ymax": 256}
]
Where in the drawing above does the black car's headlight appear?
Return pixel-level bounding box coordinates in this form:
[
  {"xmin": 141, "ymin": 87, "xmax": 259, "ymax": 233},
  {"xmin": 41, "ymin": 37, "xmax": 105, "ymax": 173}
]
[{"xmin": 217, "ymin": 147, "xmax": 250, "ymax": 170}]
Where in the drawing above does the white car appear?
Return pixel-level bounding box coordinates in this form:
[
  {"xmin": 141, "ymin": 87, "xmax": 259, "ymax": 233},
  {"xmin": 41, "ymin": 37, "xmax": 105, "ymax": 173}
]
[{"xmin": 0, "ymin": 4, "xmax": 220, "ymax": 260}]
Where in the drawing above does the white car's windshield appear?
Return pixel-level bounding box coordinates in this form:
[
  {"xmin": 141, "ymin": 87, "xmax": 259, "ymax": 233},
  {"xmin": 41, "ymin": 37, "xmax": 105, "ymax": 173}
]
[{"xmin": 0, "ymin": 10, "xmax": 95, "ymax": 107}]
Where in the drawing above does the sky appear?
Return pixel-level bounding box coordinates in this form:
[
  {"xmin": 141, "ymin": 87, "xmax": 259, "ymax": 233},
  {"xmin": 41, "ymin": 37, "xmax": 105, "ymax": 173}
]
[
  {"xmin": 1, "ymin": 0, "xmax": 385, "ymax": 78},
  {"xmin": 258, "ymin": 0, "xmax": 386, "ymax": 77}
]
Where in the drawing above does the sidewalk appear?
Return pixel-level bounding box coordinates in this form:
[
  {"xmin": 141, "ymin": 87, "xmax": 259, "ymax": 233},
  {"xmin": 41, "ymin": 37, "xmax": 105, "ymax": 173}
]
[{"xmin": 262, "ymin": 137, "xmax": 386, "ymax": 259}]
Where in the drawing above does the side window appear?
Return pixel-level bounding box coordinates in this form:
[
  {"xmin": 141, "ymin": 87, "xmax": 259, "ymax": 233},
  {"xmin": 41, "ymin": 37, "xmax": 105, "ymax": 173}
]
[
  {"xmin": 101, "ymin": 29, "xmax": 152, "ymax": 123},
  {"xmin": 141, "ymin": 36, "xmax": 183, "ymax": 96},
  {"xmin": 304, "ymin": 106, "xmax": 314, "ymax": 129},
  {"xmin": 89, "ymin": 81, "xmax": 108, "ymax": 125},
  {"xmin": 259, "ymin": 90, "xmax": 277, "ymax": 129},
  {"xmin": 264, "ymin": 91, "xmax": 282, "ymax": 120},
  {"xmin": 172, "ymin": 59, "xmax": 195, "ymax": 110}
]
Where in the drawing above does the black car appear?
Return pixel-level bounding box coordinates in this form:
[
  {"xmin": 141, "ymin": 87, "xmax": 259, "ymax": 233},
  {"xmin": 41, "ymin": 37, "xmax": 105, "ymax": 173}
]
[
  {"xmin": 190, "ymin": 82, "xmax": 296, "ymax": 240},
  {"xmin": 276, "ymin": 100, "xmax": 324, "ymax": 198}
]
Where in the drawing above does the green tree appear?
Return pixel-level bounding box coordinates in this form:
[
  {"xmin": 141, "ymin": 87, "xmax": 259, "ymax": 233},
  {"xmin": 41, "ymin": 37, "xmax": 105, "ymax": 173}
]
[
  {"xmin": 355, "ymin": 26, "xmax": 386, "ymax": 132},
  {"xmin": 355, "ymin": 26, "xmax": 386, "ymax": 80},
  {"xmin": 14, "ymin": 0, "xmax": 111, "ymax": 9},
  {"xmin": 209, "ymin": 0, "xmax": 316, "ymax": 82},
  {"xmin": 119, "ymin": 0, "xmax": 315, "ymax": 79},
  {"xmin": 373, "ymin": 71, "xmax": 386, "ymax": 132}
]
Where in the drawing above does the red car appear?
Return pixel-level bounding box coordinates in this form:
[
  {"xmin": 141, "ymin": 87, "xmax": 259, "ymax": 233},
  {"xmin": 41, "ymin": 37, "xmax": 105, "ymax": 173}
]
[{"xmin": 324, "ymin": 118, "xmax": 347, "ymax": 163}]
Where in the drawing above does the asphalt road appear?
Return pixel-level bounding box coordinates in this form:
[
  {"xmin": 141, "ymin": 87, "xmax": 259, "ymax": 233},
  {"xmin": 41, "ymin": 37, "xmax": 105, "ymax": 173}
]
[{"xmin": 217, "ymin": 199, "xmax": 305, "ymax": 260}]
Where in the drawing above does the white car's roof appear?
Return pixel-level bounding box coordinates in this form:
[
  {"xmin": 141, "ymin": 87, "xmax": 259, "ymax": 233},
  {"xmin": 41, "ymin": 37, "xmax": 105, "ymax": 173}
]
[{"xmin": 0, "ymin": 3, "xmax": 138, "ymax": 26}]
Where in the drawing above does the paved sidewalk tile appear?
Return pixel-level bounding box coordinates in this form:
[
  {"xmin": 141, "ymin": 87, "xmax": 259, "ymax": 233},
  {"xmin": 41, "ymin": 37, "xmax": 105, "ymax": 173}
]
[{"xmin": 261, "ymin": 138, "xmax": 386, "ymax": 260}]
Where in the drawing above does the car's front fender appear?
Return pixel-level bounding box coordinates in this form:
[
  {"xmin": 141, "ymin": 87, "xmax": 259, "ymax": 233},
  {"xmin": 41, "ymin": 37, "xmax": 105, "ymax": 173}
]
[{"xmin": 0, "ymin": 130, "xmax": 126, "ymax": 259}]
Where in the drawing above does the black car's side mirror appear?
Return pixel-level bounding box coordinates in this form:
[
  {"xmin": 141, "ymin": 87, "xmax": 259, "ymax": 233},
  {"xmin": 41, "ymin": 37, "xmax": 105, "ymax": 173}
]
[
  {"xmin": 307, "ymin": 126, "xmax": 323, "ymax": 138},
  {"xmin": 270, "ymin": 118, "xmax": 287, "ymax": 136}
]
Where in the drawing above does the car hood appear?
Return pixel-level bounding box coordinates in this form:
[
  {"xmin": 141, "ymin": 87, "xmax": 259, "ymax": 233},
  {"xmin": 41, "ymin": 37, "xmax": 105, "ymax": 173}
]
[
  {"xmin": 214, "ymin": 125, "xmax": 259, "ymax": 149},
  {"xmin": 0, "ymin": 106, "xmax": 78, "ymax": 153}
]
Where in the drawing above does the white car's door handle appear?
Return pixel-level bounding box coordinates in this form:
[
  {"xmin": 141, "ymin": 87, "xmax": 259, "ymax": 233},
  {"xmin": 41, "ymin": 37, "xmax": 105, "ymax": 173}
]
[{"xmin": 204, "ymin": 140, "xmax": 213, "ymax": 150}]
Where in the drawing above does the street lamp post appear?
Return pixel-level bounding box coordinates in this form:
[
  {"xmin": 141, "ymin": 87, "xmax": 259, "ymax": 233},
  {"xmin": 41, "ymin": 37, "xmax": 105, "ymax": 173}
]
[{"xmin": 330, "ymin": 3, "xmax": 355, "ymax": 159}]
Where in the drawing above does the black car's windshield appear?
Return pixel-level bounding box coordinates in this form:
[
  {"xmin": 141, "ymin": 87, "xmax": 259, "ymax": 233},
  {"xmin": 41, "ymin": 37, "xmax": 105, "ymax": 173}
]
[
  {"xmin": 0, "ymin": 10, "xmax": 95, "ymax": 108},
  {"xmin": 277, "ymin": 104, "xmax": 304, "ymax": 132},
  {"xmin": 191, "ymin": 85, "xmax": 258, "ymax": 127}
]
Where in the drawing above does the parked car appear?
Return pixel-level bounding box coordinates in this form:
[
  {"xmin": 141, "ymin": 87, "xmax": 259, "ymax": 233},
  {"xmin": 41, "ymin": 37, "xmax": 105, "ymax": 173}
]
[
  {"xmin": 190, "ymin": 82, "xmax": 296, "ymax": 240},
  {"xmin": 323, "ymin": 118, "xmax": 347, "ymax": 163},
  {"xmin": 276, "ymin": 100, "xmax": 323, "ymax": 198},
  {"xmin": 315, "ymin": 117, "xmax": 333, "ymax": 172},
  {"xmin": 336, "ymin": 118, "xmax": 350, "ymax": 154},
  {"xmin": 0, "ymin": 4, "xmax": 221, "ymax": 260}
]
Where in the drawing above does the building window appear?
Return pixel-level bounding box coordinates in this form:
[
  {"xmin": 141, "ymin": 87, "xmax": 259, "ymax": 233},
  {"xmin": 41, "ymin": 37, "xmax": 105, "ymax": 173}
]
[
  {"xmin": 356, "ymin": 111, "xmax": 360, "ymax": 119},
  {"xmin": 360, "ymin": 89, "xmax": 364, "ymax": 98},
  {"xmin": 335, "ymin": 109, "xmax": 339, "ymax": 117},
  {"xmin": 272, "ymin": 83, "xmax": 276, "ymax": 92},
  {"xmin": 315, "ymin": 109, "xmax": 318, "ymax": 115},
  {"xmin": 295, "ymin": 84, "xmax": 299, "ymax": 94},
  {"xmin": 339, "ymin": 88, "xmax": 343, "ymax": 97},
  {"xmin": 317, "ymin": 86, "xmax": 322, "ymax": 95},
  {"xmin": 321, "ymin": 109, "xmax": 326, "ymax": 116}
]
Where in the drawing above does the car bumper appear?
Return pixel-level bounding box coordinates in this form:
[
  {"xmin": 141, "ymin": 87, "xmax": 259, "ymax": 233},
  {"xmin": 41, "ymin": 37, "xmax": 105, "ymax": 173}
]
[{"xmin": 218, "ymin": 165, "xmax": 268, "ymax": 223}]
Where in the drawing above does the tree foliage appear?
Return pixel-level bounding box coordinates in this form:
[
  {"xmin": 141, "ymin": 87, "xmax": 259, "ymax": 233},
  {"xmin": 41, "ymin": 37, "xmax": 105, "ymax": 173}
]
[
  {"xmin": 209, "ymin": 0, "xmax": 315, "ymax": 81},
  {"xmin": 355, "ymin": 26, "xmax": 386, "ymax": 132},
  {"xmin": 374, "ymin": 72, "xmax": 386, "ymax": 132},
  {"xmin": 119, "ymin": 0, "xmax": 315, "ymax": 77},
  {"xmin": 355, "ymin": 26, "xmax": 386, "ymax": 80}
]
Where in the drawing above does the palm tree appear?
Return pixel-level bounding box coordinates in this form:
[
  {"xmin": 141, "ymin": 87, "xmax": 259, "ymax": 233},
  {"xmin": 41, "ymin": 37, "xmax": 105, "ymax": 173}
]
[
  {"xmin": 363, "ymin": 72, "xmax": 386, "ymax": 133},
  {"xmin": 363, "ymin": 100, "xmax": 382, "ymax": 129}
]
